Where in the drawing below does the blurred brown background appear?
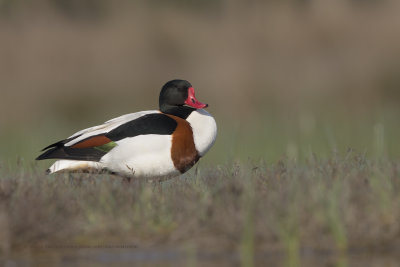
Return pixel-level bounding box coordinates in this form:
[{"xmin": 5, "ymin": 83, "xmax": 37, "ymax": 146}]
[{"xmin": 1, "ymin": 0, "xmax": 400, "ymax": 165}]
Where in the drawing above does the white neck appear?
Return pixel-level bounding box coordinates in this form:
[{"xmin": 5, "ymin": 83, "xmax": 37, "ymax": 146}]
[{"xmin": 186, "ymin": 109, "xmax": 217, "ymax": 157}]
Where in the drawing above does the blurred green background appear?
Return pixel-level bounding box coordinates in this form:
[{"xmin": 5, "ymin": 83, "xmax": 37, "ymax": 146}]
[{"xmin": 1, "ymin": 0, "xmax": 400, "ymax": 168}]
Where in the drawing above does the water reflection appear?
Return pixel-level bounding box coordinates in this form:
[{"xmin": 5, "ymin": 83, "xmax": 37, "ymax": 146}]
[{"xmin": 4, "ymin": 247, "xmax": 400, "ymax": 267}]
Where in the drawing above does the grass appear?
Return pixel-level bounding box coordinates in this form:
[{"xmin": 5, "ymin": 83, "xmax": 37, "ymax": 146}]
[{"xmin": 2, "ymin": 151, "xmax": 400, "ymax": 266}]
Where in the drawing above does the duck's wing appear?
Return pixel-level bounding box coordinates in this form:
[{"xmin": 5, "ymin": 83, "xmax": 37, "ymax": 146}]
[{"xmin": 36, "ymin": 111, "xmax": 178, "ymax": 161}]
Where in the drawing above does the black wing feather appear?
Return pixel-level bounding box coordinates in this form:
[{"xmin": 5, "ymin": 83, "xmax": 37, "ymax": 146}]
[
  {"xmin": 40, "ymin": 135, "xmax": 81, "ymax": 151},
  {"xmin": 36, "ymin": 146, "xmax": 106, "ymax": 161}
]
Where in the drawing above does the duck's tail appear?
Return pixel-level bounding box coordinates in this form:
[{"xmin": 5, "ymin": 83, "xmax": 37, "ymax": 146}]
[{"xmin": 47, "ymin": 160, "xmax": 104, "ymax": 174}]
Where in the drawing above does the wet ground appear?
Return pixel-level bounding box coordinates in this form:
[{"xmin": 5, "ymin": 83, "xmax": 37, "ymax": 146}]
[{"xmin": 3, "ymin": 247, "xmax": 400, "ymax": 267}]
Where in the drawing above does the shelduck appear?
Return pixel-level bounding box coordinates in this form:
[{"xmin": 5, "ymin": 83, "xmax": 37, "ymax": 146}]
[{"xmin": 36, "ymin": 80, "xmax": 217, "ymax": 180}]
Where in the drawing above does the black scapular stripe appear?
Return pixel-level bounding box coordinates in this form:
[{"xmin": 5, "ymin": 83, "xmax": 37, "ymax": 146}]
[
  {"xmin": 36, "ymin": 113, "xmax": 178, "ymax": 161},
  {"xmin": 105, "ymin": 113, "xmax": 177, "ymax": 141}
]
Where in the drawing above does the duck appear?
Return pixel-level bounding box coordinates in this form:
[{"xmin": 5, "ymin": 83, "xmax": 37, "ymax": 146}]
[{"xmin": 36, "ymin": 79, "xmax": 217, "ymax": 180}]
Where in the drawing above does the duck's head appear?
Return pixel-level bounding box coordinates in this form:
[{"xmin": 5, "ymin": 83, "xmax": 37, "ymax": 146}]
[{"xmin": 159, "ymin": 80, "xmax": 208, "ymax": 115}]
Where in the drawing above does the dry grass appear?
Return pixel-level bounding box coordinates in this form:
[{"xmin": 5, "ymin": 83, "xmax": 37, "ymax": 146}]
[{"xmin": 2, "ymin": 152, "xmax": 400, "ymax": 265}]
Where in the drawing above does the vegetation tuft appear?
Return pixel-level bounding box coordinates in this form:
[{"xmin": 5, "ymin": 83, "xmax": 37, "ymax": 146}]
[{"xmin": 2, "ymin": 152, "xmax": 400, "ymax": 265}]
